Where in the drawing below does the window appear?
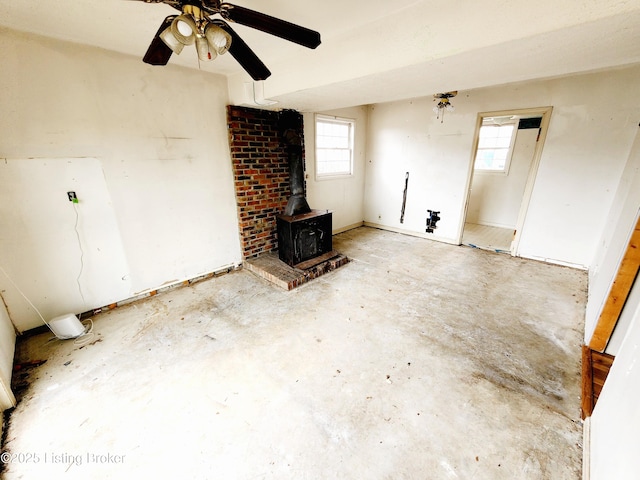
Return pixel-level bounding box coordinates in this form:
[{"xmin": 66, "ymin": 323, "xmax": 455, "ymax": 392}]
[
  {"xmin": 474, "ymin": 120, "xmax": 518, "ymax": 173},
  {"xmin": 315, "ymin": 115, "xmax": 354, "ymax": 177}
]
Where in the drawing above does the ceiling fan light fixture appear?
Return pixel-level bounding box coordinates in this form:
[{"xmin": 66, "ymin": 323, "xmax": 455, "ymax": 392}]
[
  {"xmin": 433, "ymin": 100, "xmax": 453, "ymax": 122},
  {"xmin": 159, "ymin": 26, "xmax": 185, "ymax": 54},
  {"xmin": 171, "ymin": 14, "xmax": 197, "ymax": 45},
  {"xmin": 433, "ymin": 91, "xmax": 458, "ymax": 123},
  {"xmin": 196, "ymin": 34, "xmax": 216, "ymax": 61},
  {"xmin": 205, "ymin": 24, "xmax": 232, "ymax": 55},
  {"xmin": 435, "ymin": 98, "xmax": 454, "ymax": 112}
]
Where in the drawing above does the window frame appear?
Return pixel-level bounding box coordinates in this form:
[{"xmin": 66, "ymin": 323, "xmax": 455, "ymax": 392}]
[
  {"xmin": 473, "ymin": 119, "xmax": 519, "ymax": 175},
  {"xmin": 314, "ymin": 114, "xmax": 355, "ymax": 180}
]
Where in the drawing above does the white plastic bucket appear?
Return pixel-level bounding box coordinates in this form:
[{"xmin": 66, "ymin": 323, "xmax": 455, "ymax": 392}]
[{"xmin": 48, "ymin": 313, "xmax": 85, "ymax": 339}]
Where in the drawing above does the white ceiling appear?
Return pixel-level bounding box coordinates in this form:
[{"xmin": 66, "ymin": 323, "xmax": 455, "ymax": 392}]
[{"xmin": 2, "ymin": 0, "xmax": 640, "ymax": 111}]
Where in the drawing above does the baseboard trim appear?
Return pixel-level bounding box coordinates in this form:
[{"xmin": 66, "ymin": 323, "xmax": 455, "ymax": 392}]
[
  {"xmin": 363, "ymin": 222, "xmax": 459, "ymax": 245},
  {"xmin": 333, "ymin": 221, "xmax": 365, "ymax": 235},
  {"xmin": 17, "ymin": 263, "xmax": 242, "ymax": 338},
  {"xmin": 519, "ymin": 253, "xmax": 588, "ymax": 270},
  {"xmin": 467, "ymin": 221, "xmax": 514, "ymax": 230}
]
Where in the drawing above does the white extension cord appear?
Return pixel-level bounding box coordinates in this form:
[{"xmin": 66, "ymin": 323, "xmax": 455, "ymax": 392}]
[{"xmin": 0, "ymin": 264, "xmax": 94, "ymax": 343}]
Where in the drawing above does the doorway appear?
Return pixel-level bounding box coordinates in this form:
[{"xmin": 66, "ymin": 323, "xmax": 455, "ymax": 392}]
[{"xmin": 461, "ymin": 107, "xmax": 552, "ymax": 255}]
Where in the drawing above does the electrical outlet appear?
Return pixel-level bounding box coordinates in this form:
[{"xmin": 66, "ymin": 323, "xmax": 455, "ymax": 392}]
[{"xmin": 67, "ymin": 191, "xmax": 78, "ymax": 203}]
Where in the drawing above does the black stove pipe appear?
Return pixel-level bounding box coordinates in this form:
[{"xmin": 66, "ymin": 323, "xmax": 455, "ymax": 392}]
[{"xmin": 279, "ymin": 110, "xmax": 311, "ymax": 216}]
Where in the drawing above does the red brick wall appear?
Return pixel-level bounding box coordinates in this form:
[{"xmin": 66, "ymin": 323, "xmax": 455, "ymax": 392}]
[{"xmin": 227, "ymin": 106, "xmax": 303, "ymax": 259}]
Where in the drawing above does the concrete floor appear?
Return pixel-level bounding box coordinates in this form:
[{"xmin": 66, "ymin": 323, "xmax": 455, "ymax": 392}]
[{"xmin": 2, "ymin": 227, "xmax": 587, "ymax": 479}]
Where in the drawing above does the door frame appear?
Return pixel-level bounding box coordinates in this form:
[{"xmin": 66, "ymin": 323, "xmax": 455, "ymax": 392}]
[
  {"xmin": 1, "ymin": 378, "xmax": 15, "ymax": 411},
  {"xmin": 0, "ymin": 293, "xmax": 16, "ymax": 411},
  {"xmin": 458, "ymin": 106, "xmax": 553, "ymax": 256}
]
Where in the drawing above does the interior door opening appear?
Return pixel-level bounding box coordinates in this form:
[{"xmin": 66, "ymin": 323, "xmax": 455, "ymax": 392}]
[{"xmin": 460, "ymin": 107, "xmax": 552, "ymax": 256}]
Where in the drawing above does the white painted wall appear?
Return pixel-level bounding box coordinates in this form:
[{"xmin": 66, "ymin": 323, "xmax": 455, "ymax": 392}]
[
  {"xmin": 467, "ymin": 128, "xmax": 537, "ymax": 229},
  {"xmin": 0, "ymin": 298, "xmax": 16, "ymax": 411},
  {"xmin": 364, "ymin": 66, "xmax": 640, "ymax": 266},
  {"xmin": 364, "ymin": 99, "xmax": 475, "ymax": 242},
  {"xmin": 0, "ymin": 28, "xmax": 242, "ymax": 332},
  {"xmin": 590, "ymin": 298, "xmax": 640, "ymax": 479},
  {"xmin": 584, "ymin": 127, "xmax": 640, "ymax": 345},
  {"xmin": 303, "ymin": 106, "xmax": 367, "ymax": 233}
]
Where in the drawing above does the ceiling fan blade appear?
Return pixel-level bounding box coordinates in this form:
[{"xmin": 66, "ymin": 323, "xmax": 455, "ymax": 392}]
[
  {"xmin": 220, "ymin": 4, "xmax": 321, "ymax": 49},
  {"xmin": 214, "ymin": 21, "xmax": 271, "ymax": 81},
  {"xmin": 143, "ymin": 16, "xmax": 176, "ymax": 65},
  {"xmin": 126, "ymin": 0, "xmax": 183, "ymax": 11}
]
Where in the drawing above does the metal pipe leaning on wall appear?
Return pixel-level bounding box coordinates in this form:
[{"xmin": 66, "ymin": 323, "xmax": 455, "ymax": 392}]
[{"xmin": 400, "ymin": 172, "xmax": 409, "ymax": 224}]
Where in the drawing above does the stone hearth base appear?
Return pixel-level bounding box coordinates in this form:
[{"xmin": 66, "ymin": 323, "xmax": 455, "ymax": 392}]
[{"xmin": 244, "ymin": 251, "xmax": 349, "ymax": 290}]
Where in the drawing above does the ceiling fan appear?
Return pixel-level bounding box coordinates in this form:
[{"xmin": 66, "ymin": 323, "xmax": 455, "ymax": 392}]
[
  {"xmin": 433, "ymin": 91, "xmax": 457, "ymax": 104},
  {"xmin": 433, "ymin": 91, "xmax": 457, "ymax": 122},
  {"xmin": 133, "ymin": 0, "xmax": 321, "ymax": 81}
]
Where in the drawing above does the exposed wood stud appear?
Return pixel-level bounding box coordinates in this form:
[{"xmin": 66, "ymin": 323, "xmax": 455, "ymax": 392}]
[
  {"xmin": 589, "ymin": 216, "xmax": 640, "ymax": 352},
  {"xmin": 582, "ymin": 346, "xmax": 615, "ymax": 419}
]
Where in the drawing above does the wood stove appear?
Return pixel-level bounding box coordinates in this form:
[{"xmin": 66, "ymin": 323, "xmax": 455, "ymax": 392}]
[
  {"xmin": 277, "ymin": 110, "xmax": 333, "ymax": 267},
  {"xmin": 277, "ymin": 210, "xmax": 332, "ymax": 266}
]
